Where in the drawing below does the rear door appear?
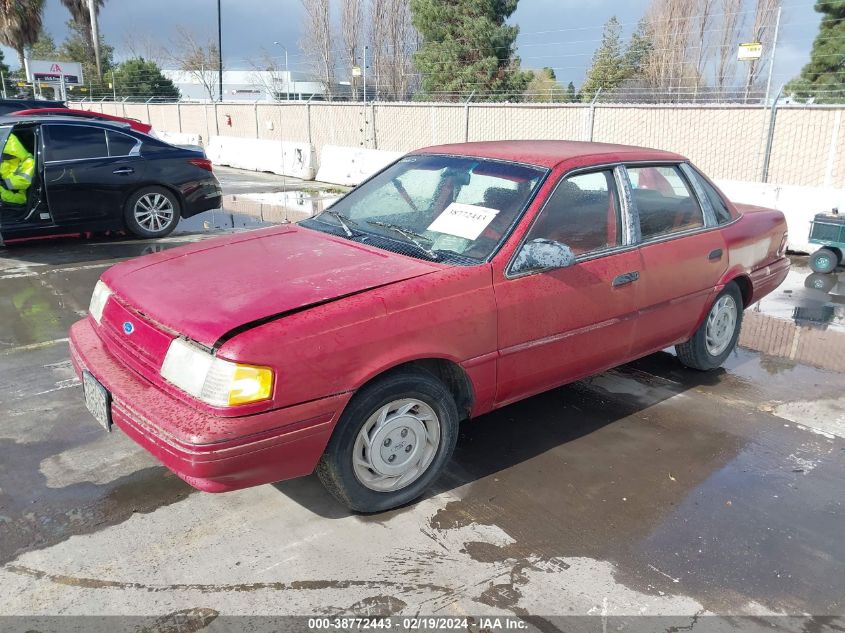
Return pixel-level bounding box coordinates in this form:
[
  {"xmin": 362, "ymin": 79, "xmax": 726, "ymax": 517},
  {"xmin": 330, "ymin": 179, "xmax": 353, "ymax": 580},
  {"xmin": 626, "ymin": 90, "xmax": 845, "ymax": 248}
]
[
  {"xmin": 625, "ymin": 163, "xmax": 727, "ymax": 357},
  {"xmin": 43, "ymin": 124, "xmax": 144, "ymax": 225}
]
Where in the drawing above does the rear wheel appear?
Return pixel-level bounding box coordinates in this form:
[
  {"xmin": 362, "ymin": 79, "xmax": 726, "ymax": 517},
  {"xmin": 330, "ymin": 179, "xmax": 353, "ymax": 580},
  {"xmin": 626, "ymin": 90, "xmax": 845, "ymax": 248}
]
[
  {"xmin": 316, "ymin": 369, "xmax": 459, "ymax": 513},
  {"xmin": 809, "ymin": 248, "xmax": 838, "ymax": 274},
  {"xmin": 676, "ymin": 282, "xmax": 743, "ymax": 371},
  {"xmin": 124, "ymin": 187, "xmax": 180, "ymax": 238}
]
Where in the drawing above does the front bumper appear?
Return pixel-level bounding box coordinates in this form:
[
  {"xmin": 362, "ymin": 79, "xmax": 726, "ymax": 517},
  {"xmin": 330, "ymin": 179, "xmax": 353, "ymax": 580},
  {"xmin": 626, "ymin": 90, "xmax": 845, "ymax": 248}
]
[{"xmin": 69, "ymin": 317, "xmax": 350, "ymax": 492}]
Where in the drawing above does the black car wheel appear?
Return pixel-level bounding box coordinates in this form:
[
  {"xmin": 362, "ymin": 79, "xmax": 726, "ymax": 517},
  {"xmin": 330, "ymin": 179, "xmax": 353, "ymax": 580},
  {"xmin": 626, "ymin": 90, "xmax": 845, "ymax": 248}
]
[
  {"xmin": 676, "ymin": 282, "xmax": 743, "ymax": 371},
  {"xmin": 316, "ymin": 368, "xmax": 459, "ymax": 513},
  {"xmin": 124, "ymin": 187, "xmax": 180, "ymax": 238}
]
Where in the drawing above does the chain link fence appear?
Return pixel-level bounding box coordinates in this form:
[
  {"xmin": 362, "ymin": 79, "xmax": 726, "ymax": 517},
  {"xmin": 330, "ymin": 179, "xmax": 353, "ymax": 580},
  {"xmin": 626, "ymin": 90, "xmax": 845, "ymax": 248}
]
[{"xmin": 74, "ymin": 99, "xmax": 845, "ymax": 188}]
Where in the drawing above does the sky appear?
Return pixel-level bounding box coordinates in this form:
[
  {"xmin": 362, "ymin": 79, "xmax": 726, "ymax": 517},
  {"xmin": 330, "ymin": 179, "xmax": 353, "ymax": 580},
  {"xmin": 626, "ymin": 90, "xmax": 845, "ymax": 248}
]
[{"xmin": 0, "ymin": 0, "xmax": 822, "ymax": 89}]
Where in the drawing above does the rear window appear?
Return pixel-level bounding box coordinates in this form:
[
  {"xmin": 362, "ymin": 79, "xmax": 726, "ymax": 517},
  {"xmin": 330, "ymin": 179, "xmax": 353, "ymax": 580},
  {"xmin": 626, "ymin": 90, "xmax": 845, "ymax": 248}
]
[
  {"xmin": 44, "ymin": 125, "xmax": 107, "ymax": 161},
  {"xmin": 107, "ymin": 130, "xmax": 138, "ymax": 157},
  {"xmin": 628, "ymin": 165, "xmax": 704, "ymax": 240},
  {"xmin": 692, "ymin": 169, "xmax": 733, "ymax": 224}
]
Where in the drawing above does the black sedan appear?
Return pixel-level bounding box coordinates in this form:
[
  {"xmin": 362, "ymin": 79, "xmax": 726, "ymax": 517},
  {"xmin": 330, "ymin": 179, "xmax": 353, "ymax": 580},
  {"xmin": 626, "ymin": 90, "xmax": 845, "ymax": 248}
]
[{"xmin": 0, "ymin": 115, "xmax": 222, "ymax": 242}]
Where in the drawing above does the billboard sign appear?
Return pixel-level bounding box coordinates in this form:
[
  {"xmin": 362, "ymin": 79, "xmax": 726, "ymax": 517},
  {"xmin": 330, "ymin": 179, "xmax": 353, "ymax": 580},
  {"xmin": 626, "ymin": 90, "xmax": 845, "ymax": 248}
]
[{"xmin": 24, "ymin": 59, "xmax": 84, "ymax": 85}]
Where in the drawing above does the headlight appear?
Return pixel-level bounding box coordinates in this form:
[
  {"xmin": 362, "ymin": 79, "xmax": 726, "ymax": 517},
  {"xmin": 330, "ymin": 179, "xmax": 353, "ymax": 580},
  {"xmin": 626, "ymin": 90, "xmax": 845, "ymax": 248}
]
[
  {"xmin": 89, "ymin": 280, "xmax": 113, "ymax": 324},
  {"xmin": 160, "ymin": 338, "xmax": 274, "ymax": 407}
]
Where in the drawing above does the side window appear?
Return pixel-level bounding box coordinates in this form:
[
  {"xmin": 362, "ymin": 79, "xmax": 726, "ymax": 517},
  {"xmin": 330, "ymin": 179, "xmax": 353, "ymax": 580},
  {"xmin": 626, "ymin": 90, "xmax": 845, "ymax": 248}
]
[
  {"xmin": 525, "ymin": 170, "xmax": 621, "ymax": 256},
  {"xmin": 628, "ymin": 165, "xmax": 704, "ymax": 239},
  {"xmin": 44, "ymin": 125, "xmax": 108, "ymax": 162},
  {"xmin": 692, "ymin": 169, "xmax": 733, "ymax": 224},
  {"xmin": 107, "ymin": 131, "xmax": 138, "ymax": 157}
]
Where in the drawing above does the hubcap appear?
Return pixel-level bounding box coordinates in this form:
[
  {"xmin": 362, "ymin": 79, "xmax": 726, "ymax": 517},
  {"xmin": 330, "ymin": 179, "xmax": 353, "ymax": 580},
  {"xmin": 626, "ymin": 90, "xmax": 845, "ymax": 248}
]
[
  {"xmin": 134, "ymin": 193, "xmax": 175, "ymax": 232},
  {"xmin": 352, "ymin": 398, "xmax": 441, "ymax": 492},
  {"xmin": 817, "ymin": 256, "xmax": 831, "ymax": 269},
  {"xmin": 705, "ymin": 295, "xmax": 738, "ymax": 356}
]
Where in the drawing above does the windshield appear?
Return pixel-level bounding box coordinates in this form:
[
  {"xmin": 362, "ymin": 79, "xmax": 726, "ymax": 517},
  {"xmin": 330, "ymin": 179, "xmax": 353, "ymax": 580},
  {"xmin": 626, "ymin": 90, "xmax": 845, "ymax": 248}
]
[{"xmin": 300, "ymin": 154, "xmax": 547, "ymax": 263}]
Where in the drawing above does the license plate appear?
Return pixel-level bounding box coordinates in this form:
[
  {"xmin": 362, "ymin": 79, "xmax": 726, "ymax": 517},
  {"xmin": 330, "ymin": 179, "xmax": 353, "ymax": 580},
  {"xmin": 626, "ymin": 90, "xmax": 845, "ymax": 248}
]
[{"xmin": 83, "ymin": 371, "xmax": 112, "ymax": 432}]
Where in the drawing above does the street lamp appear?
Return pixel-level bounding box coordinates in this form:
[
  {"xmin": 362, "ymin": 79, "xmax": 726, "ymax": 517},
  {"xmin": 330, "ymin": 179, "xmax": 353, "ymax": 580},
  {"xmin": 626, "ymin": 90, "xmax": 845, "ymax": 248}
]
[{"xmin": 273, "ymin": 42, "xmax": 290, "ymax": 101}]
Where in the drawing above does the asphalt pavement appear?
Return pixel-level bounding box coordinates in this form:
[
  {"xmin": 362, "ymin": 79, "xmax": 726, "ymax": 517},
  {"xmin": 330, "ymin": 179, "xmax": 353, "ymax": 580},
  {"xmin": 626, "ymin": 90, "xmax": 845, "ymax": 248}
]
[{"xmin": 0, "ymin": 168, "xmax": 842, "ymax": 630}]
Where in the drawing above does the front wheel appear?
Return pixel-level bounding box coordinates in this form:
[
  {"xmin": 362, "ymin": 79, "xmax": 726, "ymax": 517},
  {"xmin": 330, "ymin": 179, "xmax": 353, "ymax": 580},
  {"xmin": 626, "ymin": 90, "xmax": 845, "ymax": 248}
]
[
  {"xmin": 316, "ymin": 369, "xmax": 459, "ymax": 513},
  {"xmin": 124, "ymin": 187, "xmax": 180, "ymax": 239},
  {"xmin": 676, "ymin": 283, "xmax": 743, "ymax": 371}
]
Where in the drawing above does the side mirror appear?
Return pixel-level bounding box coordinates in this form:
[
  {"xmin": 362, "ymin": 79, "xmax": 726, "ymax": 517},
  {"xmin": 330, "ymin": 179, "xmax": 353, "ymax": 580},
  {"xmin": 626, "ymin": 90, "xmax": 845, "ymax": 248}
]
[{"xmin": 511, "ymin": 238, "xmax": 575, "ymax": 274}]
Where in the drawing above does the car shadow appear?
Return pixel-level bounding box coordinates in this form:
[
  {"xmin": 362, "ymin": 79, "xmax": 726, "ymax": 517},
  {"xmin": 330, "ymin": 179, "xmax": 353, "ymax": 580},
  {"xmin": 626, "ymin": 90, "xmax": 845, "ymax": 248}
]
[{"xmin": 272, "ymin": 351, "xmax": 728, "ymax": 519}]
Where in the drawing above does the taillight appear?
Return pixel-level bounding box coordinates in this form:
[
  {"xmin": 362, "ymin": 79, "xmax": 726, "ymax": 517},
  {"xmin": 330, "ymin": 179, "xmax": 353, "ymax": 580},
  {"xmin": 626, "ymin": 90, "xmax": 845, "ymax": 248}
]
[
  {"xmin": 188, "ymin": 158, "xmax": 213, "ymax": 172},
  {"xmin": 778, "ymin": 232, "xmax": 788, "ymax": 256}
]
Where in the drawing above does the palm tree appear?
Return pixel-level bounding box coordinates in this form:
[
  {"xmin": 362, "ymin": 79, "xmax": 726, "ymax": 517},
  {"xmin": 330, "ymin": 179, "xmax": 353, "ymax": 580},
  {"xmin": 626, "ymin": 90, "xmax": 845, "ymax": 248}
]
[
  {"xmin": 60, "ymin": 0, "xmax": 104, "ymax": 78},
  {"xmin": 0, "ymin": 0, "xmax": 46, "ymax": 71}
]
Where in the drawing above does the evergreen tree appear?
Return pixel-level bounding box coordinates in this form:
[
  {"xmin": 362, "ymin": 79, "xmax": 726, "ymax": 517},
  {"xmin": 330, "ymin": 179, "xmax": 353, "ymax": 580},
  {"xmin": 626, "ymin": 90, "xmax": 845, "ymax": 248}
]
[
  {"xmin": 580, "ymin": 16, "xmax": 626, "ymax": 102},
  {"xmin": 565, "ymin": 81, "xmax": 577, "ymax": 102},
  {"xmin": 58, "ymin": 18, "xmax": 113, "ymax": 83},
  {"xmin": 28, "ymin": 29, "xmax": 58, "ymax": 59},
  {"xmin": 786, "ymin": 1, "xmax": 845, "ymax": 103},
  {"xmin": 623, "ymin": 18, "xmax": 652, "ymax": 77},
  {"xmin": 111, "ymin": 58, "xmax": 180, "ymax": 101},
  {"xmin": 411, "ymin": 0, "xmax": 531, "ymax": 101}
]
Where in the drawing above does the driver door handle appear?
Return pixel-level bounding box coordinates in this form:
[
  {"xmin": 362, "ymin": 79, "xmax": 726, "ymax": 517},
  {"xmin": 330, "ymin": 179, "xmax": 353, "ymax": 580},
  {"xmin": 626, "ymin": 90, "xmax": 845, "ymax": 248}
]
[
  {"xmin": 612, "ymin": 271, "xmax": 640, "ymax": 287},
  {"xmin": 112, "ymin": 167, "xmax": 134, "ymax": 175}
]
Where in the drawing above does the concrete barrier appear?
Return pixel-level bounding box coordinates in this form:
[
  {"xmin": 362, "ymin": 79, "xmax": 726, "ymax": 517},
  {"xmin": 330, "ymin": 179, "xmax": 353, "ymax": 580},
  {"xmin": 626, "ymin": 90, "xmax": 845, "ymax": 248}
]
[
  {"xmin": 315, "ymin": 145, "xmax": 404, "ymax": 186},
  {"xmin": 716, "ymin": 180, "xmax": 845, "ymax": 254},
  {"xmin": 205, "ymin": 136, "xmax": 317, "ymax": 180},
  {"xmin": 155, "ymin": 131, "xmax": 202, "ymax": 147}
]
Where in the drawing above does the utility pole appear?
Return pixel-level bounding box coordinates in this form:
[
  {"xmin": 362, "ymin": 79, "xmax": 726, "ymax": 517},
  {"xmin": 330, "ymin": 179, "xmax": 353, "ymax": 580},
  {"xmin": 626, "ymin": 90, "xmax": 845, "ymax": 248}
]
[
  {"xmin": 112, "ymin": 69, "xmax": 117, "ymax": 101},
  {"xmin": 217, "ymin": 0, "xmax": 224, "ymax": 102},
  {"xmin": 764, "ymin": 6, "xmax": 782, "ymax": 105},
  {"xmin": 363, "ymin": 45, "xmax": 367, "ymax": 105},
  {"xmin": 88, "ymin": 0, "xmax": 102, "ymax": 79},
  {"xmin": 273, "ymin": 42, "xmax": 290, "ymax": 101},
  {"xmin": 0, "ymin": 72, "xmax": 6, "ymax": 99}
]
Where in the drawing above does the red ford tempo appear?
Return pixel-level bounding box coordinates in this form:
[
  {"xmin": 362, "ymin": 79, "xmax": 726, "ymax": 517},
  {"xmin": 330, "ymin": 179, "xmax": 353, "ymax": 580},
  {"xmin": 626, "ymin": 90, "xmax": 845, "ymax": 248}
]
[{"xmin": 70, "ymin": 141, "xmax": 789, "ymax": 512}]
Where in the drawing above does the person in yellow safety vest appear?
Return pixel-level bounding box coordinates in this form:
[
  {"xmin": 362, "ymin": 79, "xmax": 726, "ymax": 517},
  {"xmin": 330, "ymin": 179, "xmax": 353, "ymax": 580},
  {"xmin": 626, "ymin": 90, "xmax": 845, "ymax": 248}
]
[{"xmin": 0, "ymin": 133, "xmax": 35, "ymax": 205}]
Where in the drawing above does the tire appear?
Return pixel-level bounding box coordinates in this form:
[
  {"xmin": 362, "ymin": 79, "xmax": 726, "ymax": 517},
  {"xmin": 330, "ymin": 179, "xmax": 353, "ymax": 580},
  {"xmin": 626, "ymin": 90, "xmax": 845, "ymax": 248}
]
[
  {"xmin": 809, "ymin": 248, "xmax": 838, "ymax": 274},
  {"xmin": 124, "ymin": 186, "xmax": 180, "ymax": 239},
  {"xmin": 676, "ymin": 282, "xmax": 743, "ymax": 371},
  {"xmin": 316, "ymin": 368, "xmax": 459, "ymax": 513},
  {"xmin": 805, "ymin": 272, "xmax": 837, "ymax": 293}
]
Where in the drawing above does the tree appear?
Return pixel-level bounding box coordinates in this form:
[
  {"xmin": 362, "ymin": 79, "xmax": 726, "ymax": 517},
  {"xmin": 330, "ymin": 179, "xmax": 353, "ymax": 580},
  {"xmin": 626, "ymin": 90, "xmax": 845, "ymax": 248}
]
[
  {"xmin": 787, "ymin": 0, "xmax": 845, "ymax": 103},
  {"xmin": 59, "ymin": 0, "xmax": 104, "ymax": 78},
  {"xmin": 411, "ymin": 0, "xmax": 531, "ymax": 102},
  {"xmin": 28, "ymin": 28, "xmax": 58, "ymax": 59},
  {"xmin": 165, "ymin": 27, "xmax": 221, "ymax": 101},
  {"xmin": 341, "ymin": 0, "xmax": 363, "ymax": 97},
  {"xmin": 565, "ymin": 81, "xmax": 577, "ymax": 102},
  {"xmin": 581, "ymin": 16, "xmax": 627, "ymax": 101},
  {"xmin": 300, "ymin": 0, "xmax": 335, "ymax": 100},
  {"xmin": 248, "ymin": 48, "xmax": 291, "ymax": 100},
  {"xmin": 623, "ymin": 18, "xmax": 653, "ymax": 77},
  {"xmin": 112, "ymin": 57, "xmax": 179, "ymax": 100},
  {"xmin": 715, "ymin": 0, "xmax": 744, "ymax": 96},
  {"xmin": 525, "ymin": 67, "xmax": 565, "ymax": 102},
  {"xmin": 0, "ymin": 0, "xmax": 46, "ymax": 70},
  {"xmin": 743, "ymin": 0, "xmax": 781, "ymax": 102},
  {"xmin": 369, "ymin": 0, "xmax": 418, "ymax": 100},
  {"xmin": 58, "ymin": 18, "xmax": 114, "ymax": 84}
]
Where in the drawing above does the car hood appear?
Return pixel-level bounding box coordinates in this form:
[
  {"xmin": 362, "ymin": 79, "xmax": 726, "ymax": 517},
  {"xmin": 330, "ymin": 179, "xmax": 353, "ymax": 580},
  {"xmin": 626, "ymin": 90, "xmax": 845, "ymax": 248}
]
[{"xmin": 102, "ymin": 225, "xmax": 440, "ymax": 348}]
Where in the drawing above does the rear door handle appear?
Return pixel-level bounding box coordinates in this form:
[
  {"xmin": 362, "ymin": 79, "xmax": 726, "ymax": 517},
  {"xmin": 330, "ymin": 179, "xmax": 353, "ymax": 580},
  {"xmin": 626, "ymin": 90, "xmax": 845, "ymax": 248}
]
[
  {"xmin": 612, "ymin": 271, "xmax": 640, "ymax": 287},
  {"xmin": 112, "ymin": 167, "xmax": 134, "ymax": 175},
  {"xmin": 709, "ymin": 248, "xmax": 723, "ymax": 261}
]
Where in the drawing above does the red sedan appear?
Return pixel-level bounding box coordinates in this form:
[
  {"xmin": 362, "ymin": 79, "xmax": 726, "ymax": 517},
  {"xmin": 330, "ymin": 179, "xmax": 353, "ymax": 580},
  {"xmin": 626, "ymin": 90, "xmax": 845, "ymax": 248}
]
[
  {"xmin": 10, "ymin": 108, "xmax": 153, "ymax": 134},
  {"xmin": 69, "ymin": 141, "xmax": 789, "ymax": 512}
]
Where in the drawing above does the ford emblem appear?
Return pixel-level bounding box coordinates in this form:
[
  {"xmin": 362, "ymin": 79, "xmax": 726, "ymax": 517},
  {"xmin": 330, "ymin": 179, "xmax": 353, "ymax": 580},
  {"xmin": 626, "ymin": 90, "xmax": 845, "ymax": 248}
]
[{"xmin": 123, "ymin": 321, "xmax": 135, "ymax": 335}]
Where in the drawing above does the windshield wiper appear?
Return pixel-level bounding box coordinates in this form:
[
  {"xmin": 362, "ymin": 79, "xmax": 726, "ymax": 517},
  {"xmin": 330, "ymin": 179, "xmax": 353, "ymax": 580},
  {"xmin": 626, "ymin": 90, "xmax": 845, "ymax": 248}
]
[
  {"xmin": 366, "ymin": 220, "xmax": 439, "ymax": 260},
  {"xmin": 319, "ymin": 210, "xmax": 357, "ymax": 237}
]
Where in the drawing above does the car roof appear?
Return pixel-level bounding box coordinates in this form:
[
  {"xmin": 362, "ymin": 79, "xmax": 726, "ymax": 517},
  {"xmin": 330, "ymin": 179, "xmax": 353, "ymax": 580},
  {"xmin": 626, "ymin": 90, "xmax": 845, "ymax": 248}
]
[
  {"xmin": 412, "ymin": 140, "xmax": 685, "ymax": 169},
  {"xmin": 0, "ymin": 114, "xmax": 132, "ymax": 130}
]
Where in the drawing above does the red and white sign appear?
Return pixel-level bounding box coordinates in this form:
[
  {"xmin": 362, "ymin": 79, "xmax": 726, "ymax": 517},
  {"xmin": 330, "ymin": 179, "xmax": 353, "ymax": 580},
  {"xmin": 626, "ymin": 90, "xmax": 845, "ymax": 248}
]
[{"xmin": 24, "ymin": 59, "xmax": 84, "ymax": 85}]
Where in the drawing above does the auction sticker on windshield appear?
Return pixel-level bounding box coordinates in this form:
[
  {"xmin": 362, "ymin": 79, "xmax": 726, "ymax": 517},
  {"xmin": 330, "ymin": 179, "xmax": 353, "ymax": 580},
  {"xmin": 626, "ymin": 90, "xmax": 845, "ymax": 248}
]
[{"xmin": 427, "ymin": 203, "xmax": 499, "ymax": 240}]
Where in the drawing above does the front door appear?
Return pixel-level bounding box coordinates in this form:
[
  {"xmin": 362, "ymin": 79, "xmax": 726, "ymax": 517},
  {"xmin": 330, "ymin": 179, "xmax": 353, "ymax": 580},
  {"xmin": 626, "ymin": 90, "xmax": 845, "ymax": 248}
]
[
  {"xmin": 625, "ymin": 164, "xmax": 728, "ymax": 356},
  {"xmin": 42, "ymin": 123, "xmax": 144, "ymax": 226},
  {"xmin": 0, "ymin": 124, "xmax": 13, "ymax": 242},
  {"xmin": 494, "ymin": 167, "xmax": 641, "ymax": 406}
]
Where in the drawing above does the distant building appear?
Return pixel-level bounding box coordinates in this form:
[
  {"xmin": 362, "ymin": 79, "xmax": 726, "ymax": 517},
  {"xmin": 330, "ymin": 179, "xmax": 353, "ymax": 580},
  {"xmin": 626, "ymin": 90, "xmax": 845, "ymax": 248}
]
[{"xmin": 162, "ymin": 70, "xmax": 347, "ymax": 102}]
